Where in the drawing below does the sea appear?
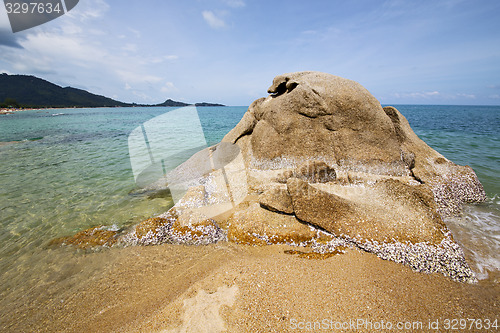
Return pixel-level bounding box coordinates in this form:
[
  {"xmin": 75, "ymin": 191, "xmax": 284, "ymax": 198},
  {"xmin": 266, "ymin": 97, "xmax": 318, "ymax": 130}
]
[{"xmin": 0, "ymin": 105, "xmax": 498, "ymax": 320}]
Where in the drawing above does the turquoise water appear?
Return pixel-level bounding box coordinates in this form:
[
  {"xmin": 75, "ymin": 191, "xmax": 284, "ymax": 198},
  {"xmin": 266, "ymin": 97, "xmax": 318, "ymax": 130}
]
[
  {"xmin": 0, "ymin": 105, "xmax": 498, "ymax": 290},
  {"xmin": 397, "ymin": 105, "xmax": 499, "ymax": 196},
  {"xmin": 0, "ymin": 107, "xmax": 246, "ymax": 285}
]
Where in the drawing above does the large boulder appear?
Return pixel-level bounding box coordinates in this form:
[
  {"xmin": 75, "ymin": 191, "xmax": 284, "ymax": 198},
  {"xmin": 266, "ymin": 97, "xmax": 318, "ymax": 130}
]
[
  {"xmin": 223, "ymin": 72, "xmax": 405, "ymax": 173},
  {"xmin": 123, "ymin": 72, "xmax": 486, "ymax": 283}
]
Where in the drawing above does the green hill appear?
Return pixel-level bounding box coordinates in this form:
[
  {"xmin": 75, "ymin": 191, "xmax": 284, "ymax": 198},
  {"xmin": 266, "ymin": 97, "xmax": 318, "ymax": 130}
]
[
  {"xmin": 0, "ymin": 73, "xmax": 130, "ymax": 108},
  {"xmin": 0, "ymin": 73, "xmax": 225, "ymax": 108},
  {"xmin": 152, "ymin": 99, "xmax": 225, "ymax": 107}
]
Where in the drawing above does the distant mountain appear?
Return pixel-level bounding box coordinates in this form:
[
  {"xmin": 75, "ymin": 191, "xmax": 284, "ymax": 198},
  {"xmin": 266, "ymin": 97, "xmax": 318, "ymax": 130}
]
[
  {"xmin": 152, "ymin": 99, "xmax": 225, "ymax": 107},
  {"xmin": 0, "ymin": 73, "xmax": 225, "ymax": 108},
  {"xmin": 194, "ymin": 102, "xmax": 225, "ymax": 107},
  {"xmin": 154, "ymin": 98, "xmax": 190, "ymax": 107},
  {"xmin": 0, "ymin": 73, "xmax": 130, "ymax": 108}
]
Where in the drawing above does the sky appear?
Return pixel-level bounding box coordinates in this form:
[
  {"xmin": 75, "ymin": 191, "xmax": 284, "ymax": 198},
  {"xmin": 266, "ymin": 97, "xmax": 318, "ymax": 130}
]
[{"xmin": 0, "ymin": 0, "xmax": 499, "ymax": 106}]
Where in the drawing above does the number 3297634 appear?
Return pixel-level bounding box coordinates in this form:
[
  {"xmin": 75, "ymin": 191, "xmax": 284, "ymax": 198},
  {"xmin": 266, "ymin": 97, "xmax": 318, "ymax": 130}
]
[
  {"xmin": 444, "ymin": 318, "xmax": 498, "ymax": 330},
  {"xmin": 5, "ymin": 2, "xmax": 62, "ymax": 14}
]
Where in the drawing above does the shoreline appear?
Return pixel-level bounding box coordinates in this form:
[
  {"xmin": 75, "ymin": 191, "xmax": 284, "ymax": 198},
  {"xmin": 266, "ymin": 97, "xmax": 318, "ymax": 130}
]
[
  {"xmin": 0, "ymin": 104, "xmax": 228, "ymax": 115},
  {"xmin": 0, "ymin": 107, "xmax": 70, "ymax": 115},
  {"xmin": 1, "ymin": 243, "xmax": 498, "ymax": 332}
]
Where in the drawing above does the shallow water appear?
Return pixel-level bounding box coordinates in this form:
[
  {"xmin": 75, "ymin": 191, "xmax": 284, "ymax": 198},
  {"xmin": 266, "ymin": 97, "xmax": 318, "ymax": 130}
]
[
  {"xmin": 0, "ymin": 107, "xmax": 246, "ymax": 298},
  {"xmin": 0, "ymin": 105, "xmax": 498, "ymax": 323}
]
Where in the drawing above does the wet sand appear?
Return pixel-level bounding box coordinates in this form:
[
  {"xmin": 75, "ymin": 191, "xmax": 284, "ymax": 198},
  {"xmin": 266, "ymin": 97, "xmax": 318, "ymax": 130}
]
[{"xmin": 1, "ymin": 243, "xmax": 498, "ymax": 332}]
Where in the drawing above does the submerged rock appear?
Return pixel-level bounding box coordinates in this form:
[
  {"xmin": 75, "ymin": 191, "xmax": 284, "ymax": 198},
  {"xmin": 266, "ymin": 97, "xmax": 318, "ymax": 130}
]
[
  {"xmin": 126, "ymin": 72, "xmax": 486, "ymax": 282},
  {"xmin": 121, "ymin": 207, "xmax": 225, "ymax": 246},
  {"xmin": 49, "ymin": 225, "xmax": 119, "ymax": 249}
]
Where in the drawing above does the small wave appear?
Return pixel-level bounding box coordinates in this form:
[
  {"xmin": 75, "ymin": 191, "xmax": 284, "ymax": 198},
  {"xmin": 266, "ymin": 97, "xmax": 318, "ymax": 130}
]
[
  {"xmin": 104, "ymin": 224, "xmax": 120, "ymax": 232},
  {"xmin": 445, "ymin": 196, "xmax": 500, "ymax": 280},
  {"xmin": 491, "ymin": 193, "xmax": 500, "ymax": 206}
]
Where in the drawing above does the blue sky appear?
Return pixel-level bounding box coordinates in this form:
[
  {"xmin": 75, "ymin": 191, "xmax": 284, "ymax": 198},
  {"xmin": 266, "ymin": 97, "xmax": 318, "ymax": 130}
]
[{"xmin": 1, "ymin": 0, "xmax": 499, "ymax": 106}]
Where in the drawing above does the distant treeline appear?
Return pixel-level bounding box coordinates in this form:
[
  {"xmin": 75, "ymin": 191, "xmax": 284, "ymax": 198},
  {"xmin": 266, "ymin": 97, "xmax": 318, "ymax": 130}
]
[{"xmin": 0, "ymin": 73, "xmax": 224, "ymax": 109}]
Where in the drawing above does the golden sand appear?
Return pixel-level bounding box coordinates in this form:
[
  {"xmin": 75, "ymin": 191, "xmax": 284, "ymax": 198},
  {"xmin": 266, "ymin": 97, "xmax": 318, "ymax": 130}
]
[{"xmin": 1, "ymin": 243, "xmax": 498, "ymax": 332}]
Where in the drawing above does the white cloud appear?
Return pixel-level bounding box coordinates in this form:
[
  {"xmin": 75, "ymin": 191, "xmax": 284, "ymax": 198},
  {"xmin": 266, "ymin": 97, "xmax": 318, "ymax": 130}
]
[
  {"xmin": 424, "ymin": 91, "xmax": 440, "ymax": 96},
  {"xmin": 1, "ymin": 13, "xmax": 169, "ymax": 103},
  {"xmin": 224, "ymin": 0, "xmax": 245, "ymax": 8},
  {"xmin": 160, "ymin": 82, "xmax": 177, "ymax": 93},
  {"xmin": 131, "ymin": 90, "xmax": 154, "ymax": 102},
  {"xmin": 147, "ymin": 55, "xmax": 178, "ymax": 64},
  {"xmin": 301, "ymin": 30, "xmax": 318, "ymax": 35},
  {"xmin": 122, "ymin": 43, "xmax": 138, "ymax": 52},
  {"xmin": 392, "ymin": 90, "xmax": 481, "ymax": 102},
  {"xmin": 408, "ymin": 91, "xmax": 440, "ymax": 98},
  {"xmin": 0, "ymin": 4, "xmax": 15, "ymax": 31},
  {"xmin": 202, "ymin": 11, "xmax": 226, "ymax": 29},
  {"xmin": 65, "ymin": 0, "xmax": 110, "ymax": 22},
  {"xmin": 19, "ymin": 31, "xmax": 108, "ymax": 67},
  {"xmin": 456, "ymin": 93, "xmax": 476, "ymax": 99},
  {"xmin": 128, "ymin": 28, "xmax": 141, "ymax": 39},
  {"xmin": 115, "ymin": 70, "xmax": 162, "ymax": 85},
  {"xmin": 391, "ymin": 91, "xmax": 441, "ymax": 100}
]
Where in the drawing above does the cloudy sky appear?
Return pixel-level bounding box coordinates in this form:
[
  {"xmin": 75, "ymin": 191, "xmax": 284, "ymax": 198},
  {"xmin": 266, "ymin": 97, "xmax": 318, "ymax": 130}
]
[{"xmin": 1, "ymin": 0, "xmax": 499, "ymax": 106}]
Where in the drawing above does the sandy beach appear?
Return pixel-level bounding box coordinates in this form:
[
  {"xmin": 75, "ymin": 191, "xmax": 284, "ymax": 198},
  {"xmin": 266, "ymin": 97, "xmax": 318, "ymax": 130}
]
[
  {"xmin": 1, "ymin": 0, "xmax": 500, "ymax": 331},
  {"xmin": 1, "ymin": 243, "xmax": 497, "ymax": 332},
  {"xmin": 0, "ymin": 108, "xmax": 27, "ymax": 115}
]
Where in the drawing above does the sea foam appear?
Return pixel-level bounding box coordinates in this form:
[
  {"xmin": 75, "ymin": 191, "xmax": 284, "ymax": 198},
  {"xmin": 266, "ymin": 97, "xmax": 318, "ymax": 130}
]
[{"xmin": 445, "ymin": 195, "xmax": 500, "ymax": 280}]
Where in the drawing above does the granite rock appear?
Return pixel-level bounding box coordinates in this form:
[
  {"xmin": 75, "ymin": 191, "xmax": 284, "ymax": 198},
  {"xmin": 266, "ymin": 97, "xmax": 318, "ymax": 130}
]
[{"xmin": 122, "ymin": 72, "xmax": 486, "ymax": 282}]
